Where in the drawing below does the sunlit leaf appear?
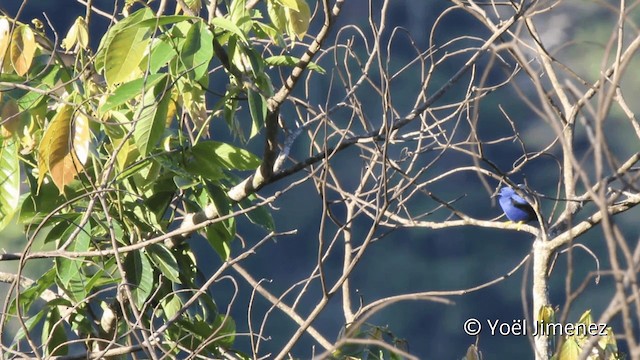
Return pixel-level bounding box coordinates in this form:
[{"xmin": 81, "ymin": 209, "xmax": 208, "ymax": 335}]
[
  {"xmin": 191, "ymin": 141, "xmax": 260, "ymax": 171},
  {"xmin": 96, "ymin": 8, "xmax": 153, "ymax": 73},
  {"xmin": 0, "ymin": 137, "xmax": 19, "ymax": 231},
  {"xmin": 38, "ymin": 104, "xmax": 86, "ymax": 192},
  {"xmin": 10, "ymin": 25, "xmax": 37, "ymax": 76},
  {"xmin": 285, "ymin": 0, "xmax": 310, "ymax": 40},
  {"xmin": 73, "ymin": 112, "xmax": 90, "ymax": 165},
  {"xmin": 101, "ymin": 10, "xmax": 154, "ymax": 85},
  {"xmin": 0, "ymin": 17, "xmax": 11, "ymax": 71},
  {"xmin": 267, "ymin": 0, "xmax": 287, "ymax": 33},
  {"xmin": 557, "ymin": 336, "xmax": 580, "ymax": 360},
  {"xmin": 62, "ymin": 16, "xmax": 88, "ymax": 50}
]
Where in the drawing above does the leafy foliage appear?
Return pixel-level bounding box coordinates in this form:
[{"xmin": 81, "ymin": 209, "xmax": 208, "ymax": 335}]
[{"xmin": 0, "ymin": 0, "xmax": 308, "ymax": 357}]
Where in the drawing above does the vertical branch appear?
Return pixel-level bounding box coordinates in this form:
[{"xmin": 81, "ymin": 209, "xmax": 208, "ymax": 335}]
[{"xmin": 532, "ymin": 239, "xmax": 552, "ymax": 360}]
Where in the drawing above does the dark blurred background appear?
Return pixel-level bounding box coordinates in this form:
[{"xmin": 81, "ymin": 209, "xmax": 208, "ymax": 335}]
[{"xmin": 1, "ymin": 1, "xmax": 638, "ymax": 358}]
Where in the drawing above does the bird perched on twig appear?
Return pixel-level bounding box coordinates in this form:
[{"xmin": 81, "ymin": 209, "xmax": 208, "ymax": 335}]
[{"xmin": 496, "ymin": 186, "xmax": 537, "ymax": 225}]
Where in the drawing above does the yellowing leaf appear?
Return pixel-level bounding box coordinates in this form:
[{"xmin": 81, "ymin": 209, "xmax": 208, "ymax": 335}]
[
  {"xmin": 62, "ymin": 16, "xmax": 89, "ymax": 50},
  {"xmin": 285, "ymin": 0, "xmax": 310, "ymax": 40},
  {"xmin": 1, "ymin": 97, "xmax": 21, "ymax": 138},
  {"xmin": 10, "ymin": 25, "xmax": 36, "ymax": 76},
  {"xmin": 0, "ymin": 17, "xmax": 10, "ymax": 71},
  {"xmin": 38, "ymin": 105, "xmax": 86, "ymax": 192},
  {"xmin": 276, "ymin": 0, "xmax": 299, "ymax": 11}
]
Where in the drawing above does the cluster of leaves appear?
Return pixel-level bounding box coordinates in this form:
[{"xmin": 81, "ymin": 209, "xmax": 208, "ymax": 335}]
[
  {"xmin": 548, "ymin": 310, "xmax": 622, "ymax": 360},
  {"xmin": 0, "ymin": 0, "xmax": 313, "ymax": 357}
]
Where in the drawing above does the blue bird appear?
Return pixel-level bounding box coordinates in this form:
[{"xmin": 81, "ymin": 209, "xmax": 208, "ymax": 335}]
[{"xmin": 497, "ymin": 186, "xmax": 536, "ymax": 223}]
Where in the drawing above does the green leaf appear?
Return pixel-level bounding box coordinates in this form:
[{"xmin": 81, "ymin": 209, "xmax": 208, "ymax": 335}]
[
  {"xmin": 96, "ymin": 9, "xmax": 154, "ymax": 73},
  {"xmin": 133, "ymin": 77, "xmax": 172, "ymax": 156},
  {"xmin": 210, "ymin": 17, "xmax": 248, "ymax": 44},
  {"xmin": 247, "ymin": 89, "xmax": 266, "ymax": 139},
  {"xmin": 42, "ymin": 307, "xmax": 68, "ymax": 356},
  {"xmin": 9, "ymin": 268, "xmax": 56, "ymax": 315},
  {"xmin": 265, "ymin": 55, "xmax": 325, "ymax": 74},
  {"xmin": 100, "ymin": 73, "xmax": 166, "ymax": 113},
  {"xmin": 239, "ymin": 198, "xmax": 275, "ymax": 231},
  {"xmin": 56, "ymin": 221, "xmax": 91, "ymax": 295},
  {"xmin": 0, "ymin": 138, "xmax": 19, "ymax": 231},
  {"xmin": 146, "ymin": 36, "xmax": 178, "ymax": 73},
  {"xmin": 137, "ymin": 15, "xmax": 195, "ymax": 28},
  {"xmin": 206, "ymin": 217, "xmax": 235, "ymax": 261},
  {"xmin": 102, "ymin": 10, "xmax": 155, "ymax": 86},
  {"xmin": 146, "ymin": 244, "xmax": 181, "ymax": 283},
  {"xmin": 191, "ymin": 141, "xmax": 260, "ymax": 171},
  {"xmin": 124, "ymin": 250, "xmax": 154, "ymax": 310},
  {"xmin": 180, "ymin": 20, "xmax": 214, "ymax": 80},
  {"xmin": 12, "ymin": 307, "xmax": 47, "ymax": 343},
  {"xmin": 267, "ymin": 0, "xmax": 287, "ymax": 33}
]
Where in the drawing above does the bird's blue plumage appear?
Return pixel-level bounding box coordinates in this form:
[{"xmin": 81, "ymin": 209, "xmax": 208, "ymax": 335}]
[{"xmin": 497, "ymin": 186, "xmax": 536, "ymax": 222}]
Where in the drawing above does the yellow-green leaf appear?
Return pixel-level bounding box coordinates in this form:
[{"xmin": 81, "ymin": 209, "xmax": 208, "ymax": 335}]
[
  {"xmin": 557, "ymin": 337, "xmax": 580, "ymax": 360},
  {"xmin": 267, "ymin": 0, "xmax": 287, "ymax": 33},
  {"xmin": 38, "ymin": 105, "xmax": 85, "ymax": 192},
  {"xmin": 0, "ymin": 138, "xmax": 19, "ymax": 231},
  {"xmin": 10, "ymin": 25, "xmax": 36, "ymax": 76},
  {"xmin": 276, "ymin": 0, "xmax": 299, "ymax": 11},
  {"xmin": 103, "ymin": 14, "xmax": 153, "ymax": 86},
  {"xmin": 62, "ymin": 16, "xmax": 89, "ymax": 50},
  {"xmin": 0, "ymin": 17, "xmax": 10, "ymax": 71},
  {"xmin": 285, "ymin": 0, "xmax": 310, "ymax": 40},
  {"xmin": 577, "ymin": 309, "xmax": 592, "ymax": 326},
  {"xmin": 1, "ymin": 96, "xmax": 21, "ymax": 137}
]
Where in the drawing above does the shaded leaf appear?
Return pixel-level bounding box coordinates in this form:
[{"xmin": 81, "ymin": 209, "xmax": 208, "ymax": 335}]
[
  {"xmin": 100, "ymin": 73, "xmax": 166, "ymax": 113},
  {"xmin": 133, "ymin": 77, "xmax": 172, "ymax": 156},
  {"xmin": 42, "ymin": 307, "xmax": 68, "ymax": 356},
  {"xmin": 146, "ymin": 243, "xmax": 181, "ymax": 283},
  {"xmin": 124, "ymin": 250, "xmax": 154, "ymax": 310},
  {"xmin": 206, "ymin": 217, "xmax": 235, "ymax": 261},
  {"xmin": 247, "ymin": 89, "xmax": 266, "ymax": 138},
  {"xmin": 180, "ymin": 20, "xmax": 214, "ymax": 80},
  {"xmin": 210, "ymin": 17, "xmax": 248, "ymax": 44},
  {"xmin": 265, "ymin": 55, "xmax": 325, "ymax": 74}
]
